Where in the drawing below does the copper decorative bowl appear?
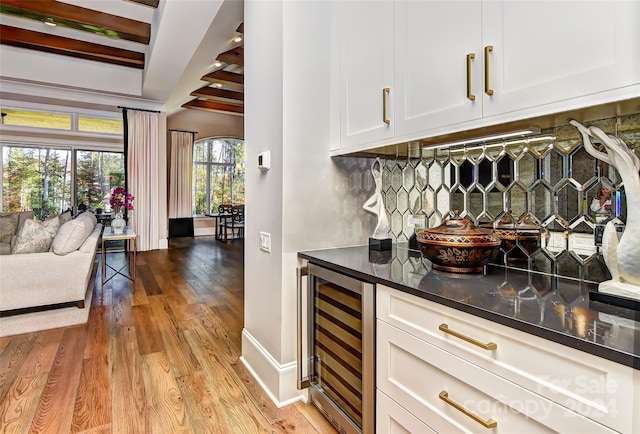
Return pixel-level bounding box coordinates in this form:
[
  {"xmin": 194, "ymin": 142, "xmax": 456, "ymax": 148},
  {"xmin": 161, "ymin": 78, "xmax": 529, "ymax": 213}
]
[
  {"xmin": 481, "ymin": 214, "xmax": 548, "ymax": 263},
  {"xmin": 417, "ymin": 212, "xmax": 501, "ymax": 273}
]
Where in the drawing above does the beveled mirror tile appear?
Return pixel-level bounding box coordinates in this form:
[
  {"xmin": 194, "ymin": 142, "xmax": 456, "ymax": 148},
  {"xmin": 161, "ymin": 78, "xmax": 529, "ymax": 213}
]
[
  {"xmin": 468, "ymin": 188, "xmax": 484, "ymax": 220},
  {"xmin": 415, "ymin": 162, "xmax": 427, "ymax": 190},
  {"xmin": 422, "ymin": 188, "xmax": 436, "ymax": 214},
  {"xmin": 391, "ymin": 163, "xmax": 403, "ymax": 192},
  {"xmin": 428, "ymin": 160, "xmax": 443, "ymax": 188},
  {"xmin": 409, "ymin": 189, "xmax": 421, "ymax": 214},
  {"xmin": 556, "ymin": 180, "xmax": 581, "ymax": 223},
  {"xmin": 478, "ymin": 159, "xmax": 493, "ymax": 189},
  {"xmin": 569, "ymin": 147, "xmax": 597, "ymax": 186},
  {"xmin": 487, "ymin": 190, "xmax": 505, "ymax": 217},
  {"xmin": 515, "ymin": 151, "xmax": 537, "ymax": 187},
  {"xmin": 506, "ymin": 182, "xmax": 527, "ymax": 219},
  {"xmin": 530, "ymin": 180, "xmax": 553, "ymax": 222},
  {"xmin": 385, "ymin": 189, "xmax": 397, "ymax": 212},
  {"xmin": 391, "ymin": 210, "xmax": 403, "ymax": 236},
  {"xmin": 531, "ymin": 249, "xmax": 554, "ymax": 275},
  {"xmin": 402, "ymin": 164, "xmax": 415, "ymax": 190},
  {"xmin": 397, "ymin": 188, "xmax": 409, "ymax": 213},
  {"xmin": 555, "ymin": 250, "xmax": 582, "ymax": 280},
  {"xmin": 542, "ymin": 149, "xmax": 565, "ymax": 186}
]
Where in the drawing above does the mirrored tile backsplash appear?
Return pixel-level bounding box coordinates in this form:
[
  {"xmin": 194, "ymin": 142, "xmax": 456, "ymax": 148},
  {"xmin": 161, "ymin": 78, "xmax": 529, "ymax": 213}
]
[{"xmin": 379, "ymin": 113, "xmax": 640, "ymax": 283}]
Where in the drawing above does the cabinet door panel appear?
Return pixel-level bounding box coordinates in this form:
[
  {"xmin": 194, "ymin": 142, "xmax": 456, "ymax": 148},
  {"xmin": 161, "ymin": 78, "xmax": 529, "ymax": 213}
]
[
  {"xmin": 482, "ymin": 1, "xmax": 640, "ymax": 117},
  {"xmin": 395, "ymin": 1, "xmax": 482, "ymax": 137},
  {"xmin": 339, "ymin": 1, "xmax": 394, "ymax": 149}
]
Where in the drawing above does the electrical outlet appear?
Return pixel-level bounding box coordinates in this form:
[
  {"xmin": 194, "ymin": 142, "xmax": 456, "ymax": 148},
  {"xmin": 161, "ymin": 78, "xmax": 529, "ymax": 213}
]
[{"xmin": 259, "ymin": 232, "xmax": 271, "ymax": 253}]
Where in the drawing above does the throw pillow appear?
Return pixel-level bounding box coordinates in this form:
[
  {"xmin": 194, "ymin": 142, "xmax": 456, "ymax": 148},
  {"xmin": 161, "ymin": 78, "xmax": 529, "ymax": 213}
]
[
  {"xmin": 0, "ymin": 212, "xmax": 19, "ymax": 243},
  {"xmin": 51, "ymin": 213, "xmax": 95, "ymax": 255},
  {"xmin": 11, "ymin": 217, "xmax": 61, "ymax": 254},
  {"xmin": 59, "ymin": 210, "xmax": 72, "ymax": 225}
]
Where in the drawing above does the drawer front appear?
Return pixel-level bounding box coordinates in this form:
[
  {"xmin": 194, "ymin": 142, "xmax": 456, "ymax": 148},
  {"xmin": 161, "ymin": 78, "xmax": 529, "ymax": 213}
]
[
  {"xmin": 377, "ymin": 389, "xmax": 437, "ymax": 434},
  {"xmin": 377, "ymin": 320, "xmax": 614, "ymax": 433},
  {"xmin": 377, "ymin": 285, "xmax": 636, "ymax": 433}
]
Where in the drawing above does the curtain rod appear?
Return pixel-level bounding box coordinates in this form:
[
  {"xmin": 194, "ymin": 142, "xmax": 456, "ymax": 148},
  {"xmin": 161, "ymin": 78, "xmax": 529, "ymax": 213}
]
[
  {"xmin": 169, "ymin": 129, "xmax": 198, "ymax": 135},
  {"xmin": 118, "ymin": 105, "xmax": 161, "ymax": 113}
]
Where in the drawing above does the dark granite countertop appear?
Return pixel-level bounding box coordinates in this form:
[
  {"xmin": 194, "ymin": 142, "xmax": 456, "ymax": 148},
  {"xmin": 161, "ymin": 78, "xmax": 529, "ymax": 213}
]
[{"xmin": 298, "ymin": 245, "xmax": 640, "ymax": 369}]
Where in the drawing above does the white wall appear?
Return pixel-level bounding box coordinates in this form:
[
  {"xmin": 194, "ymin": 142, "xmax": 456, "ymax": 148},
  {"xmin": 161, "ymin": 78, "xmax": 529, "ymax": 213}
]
[
  {"xmin": 243, "ymin": 0, "xmax": 375, "ymax": 406},
  {"xmin": 166, "ymin": 107, "xmax": 244, "ymax": 142}
]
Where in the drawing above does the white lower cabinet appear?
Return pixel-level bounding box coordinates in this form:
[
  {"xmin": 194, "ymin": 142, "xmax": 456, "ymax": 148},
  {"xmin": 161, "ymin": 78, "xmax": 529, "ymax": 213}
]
[
  {"xmin": 377, "ymin": 389, "xmax": 437, "ymax": 434},
  {"xmin": 376, "ymin": 285, "xmax": 639, "ymax": 433}
]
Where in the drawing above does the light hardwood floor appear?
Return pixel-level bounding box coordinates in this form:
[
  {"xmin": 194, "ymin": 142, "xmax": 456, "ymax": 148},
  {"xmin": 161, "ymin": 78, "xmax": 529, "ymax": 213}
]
[{"xmin": 0, "ymin": 237, "xmax": 336, "ymax": 433}]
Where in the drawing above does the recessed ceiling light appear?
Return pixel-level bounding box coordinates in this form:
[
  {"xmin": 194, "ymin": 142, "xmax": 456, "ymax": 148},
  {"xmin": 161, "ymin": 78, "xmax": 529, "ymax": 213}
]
[
  {"xmin": 234, "ymin": 36, "xmax": 242, "ymax": 43},
  {"xmin": 44, "ymin": 18, "xmax": 57, "ymax": 27},
  {"xmin": 214, "ymin": 61, "xmax": 222, "ymax": 67},
  {"xmin": 213, "ymin": 83, "xmax": 223, "ymax": 88}
]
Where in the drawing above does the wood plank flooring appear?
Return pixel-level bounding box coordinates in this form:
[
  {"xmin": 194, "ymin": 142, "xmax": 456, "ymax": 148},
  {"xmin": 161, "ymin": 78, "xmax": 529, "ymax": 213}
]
[{"xmin": 0, "ymin": 237, "xmax": 336, "ymax": 434}]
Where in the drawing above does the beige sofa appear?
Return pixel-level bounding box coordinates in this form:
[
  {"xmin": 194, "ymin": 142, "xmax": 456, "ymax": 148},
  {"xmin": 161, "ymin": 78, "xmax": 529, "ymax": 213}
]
[{"xmin": 0, "ymin": 215, "xmax": 102, "ymax": 312}]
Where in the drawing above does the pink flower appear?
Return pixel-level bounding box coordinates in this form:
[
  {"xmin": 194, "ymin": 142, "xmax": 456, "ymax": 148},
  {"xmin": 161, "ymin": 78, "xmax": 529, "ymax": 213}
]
[{"xmin": 110, "ymin": 187, "xmax": 135, "ymax": 212}]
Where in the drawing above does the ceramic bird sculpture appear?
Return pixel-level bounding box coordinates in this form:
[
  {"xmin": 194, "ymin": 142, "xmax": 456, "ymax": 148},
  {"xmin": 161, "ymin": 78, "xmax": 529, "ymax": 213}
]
[{"xmin": 570, "ymin": 120, "xmax": 640, "ymax": 290}]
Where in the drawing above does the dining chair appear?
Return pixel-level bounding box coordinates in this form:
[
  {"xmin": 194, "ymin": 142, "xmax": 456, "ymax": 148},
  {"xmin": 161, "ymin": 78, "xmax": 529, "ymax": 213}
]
[{"xmin": 222, "ymin": 205, "xmax": 245, "ymax": 242}]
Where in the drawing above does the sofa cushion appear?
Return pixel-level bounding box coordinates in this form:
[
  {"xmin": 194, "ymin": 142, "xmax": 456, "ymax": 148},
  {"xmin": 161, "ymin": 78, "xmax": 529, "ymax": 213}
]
[
  {"xmin": 11, "ymin": 217, "xmax": 60, "ymax": 254},
  {"xmin": 0, "ymin": 213, "xmax": 19, "ymax": 243},
  {"xmin": 52, "ymin": 212, "xmax": 96, "ymax": 255}
]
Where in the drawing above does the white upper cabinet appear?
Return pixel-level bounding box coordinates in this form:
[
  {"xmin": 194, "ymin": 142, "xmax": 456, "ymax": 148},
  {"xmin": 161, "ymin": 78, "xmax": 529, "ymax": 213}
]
[
  {"xmin": 482, "ymin": 1, "xmax": 640, "ymax": 118},
  {"xmin": 334, "ymin": 0, "xmax": 639, "ymax": 154},
  {"xmin": 394, "ymin": 1, "xmax": 482, "ymax": 137},
  {"xmin": 338, "ymin": 1, "xmax": 395, "ymax": 149}
]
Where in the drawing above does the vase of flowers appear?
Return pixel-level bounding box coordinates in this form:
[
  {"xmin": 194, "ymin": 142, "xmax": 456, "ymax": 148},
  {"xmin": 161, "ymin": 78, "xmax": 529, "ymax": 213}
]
[{"xmin": 109, "ymin": 187, "xmax": 134, "ymax": 234}]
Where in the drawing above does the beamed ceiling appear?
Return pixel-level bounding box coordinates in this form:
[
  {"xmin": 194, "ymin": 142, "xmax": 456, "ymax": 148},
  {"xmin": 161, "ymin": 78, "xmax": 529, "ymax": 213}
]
[{"xmin": 0, "ymin": 0, "xmax": 244, "ymax": 116}]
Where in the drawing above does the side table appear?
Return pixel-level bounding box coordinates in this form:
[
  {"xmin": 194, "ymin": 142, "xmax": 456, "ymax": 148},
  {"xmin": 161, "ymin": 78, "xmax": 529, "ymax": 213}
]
[{"xmin": 101, "ymin": 227, "xmax": 137, "ymax": 287}]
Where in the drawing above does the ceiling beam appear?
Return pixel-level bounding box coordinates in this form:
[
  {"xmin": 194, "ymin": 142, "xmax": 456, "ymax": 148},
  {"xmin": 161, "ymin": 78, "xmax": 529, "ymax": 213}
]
[
  {"xmin": 236, "ymin": 23, "xmax": 243, "ymax": 34},
  {"xmin": 190, "ymin": 86, "xmax": 244, "ymax": 106},
  {"xmin": 0, "ymin": 25, "xmax": 145, "ymax": 69},
  {"xmin": 201, "ymin": 70, "xmax": 244, "ymax": 92},
  {"xmin": 0, "ymin": 0, "xmax": 151, "ymax": 44},
  {"xmin": 182, "ymin": 99, "xmax": 244, "ymax": 116},
  {"xmin": 216, "ymin": 46, "xmax": 243, "ymax": 68},
  {"xmin": 125, "ymin": 0, "xmax": 159, "ymax": 8}
]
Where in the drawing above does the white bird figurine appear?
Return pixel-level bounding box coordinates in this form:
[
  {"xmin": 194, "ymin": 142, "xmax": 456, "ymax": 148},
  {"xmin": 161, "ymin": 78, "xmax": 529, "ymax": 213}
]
[{"xmin": 570, "ymin": 120, "xmax": 640, "ymax": 292}]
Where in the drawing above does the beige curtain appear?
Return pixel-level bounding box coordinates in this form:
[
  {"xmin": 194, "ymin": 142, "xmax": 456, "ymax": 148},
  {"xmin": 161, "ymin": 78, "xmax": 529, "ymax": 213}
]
[
  {"xmin": 168, "ymin": 131, "xmax": 194, "ymax": 218},
  {"xmin": 126, "ymin": 110, "xmax": 159, "ymax": 251}
]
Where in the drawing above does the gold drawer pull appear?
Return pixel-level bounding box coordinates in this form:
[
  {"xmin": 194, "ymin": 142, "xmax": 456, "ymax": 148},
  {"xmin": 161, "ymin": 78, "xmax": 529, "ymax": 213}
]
[
  {"xmin": 484, "ymin": 45, "xmax": 494, "ymax": 95},
  {"xmin": 466, "ymin": 53, "xmax": 476, "ymax": 101},
  {"xmin": 439, "ymin": 390, "xmax": 498, "ymax": 429},
  {"xmin": 383, "ymin": 87, "xmax": 391, "ymax": 124},
  {"xmin": 439, "ymin": 323, "xmax": 497, "ymax": 351}
]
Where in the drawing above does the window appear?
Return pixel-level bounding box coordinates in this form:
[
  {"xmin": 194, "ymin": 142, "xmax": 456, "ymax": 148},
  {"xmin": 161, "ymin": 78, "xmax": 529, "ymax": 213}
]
[
  {"xmin": 2, "ymin": 146, "xmax": 72, "ymax": 220},
  {"xmin": 0, "ymin": 108, "xmax": 71, "ymax": 130},
  {"xmin": 78, "ymin": 116, "xmax": 124, "ymax": 134},
  {"xmin": 2, "ymin": 146, "xmax": 124, "ymax": 220},
  {"xmin": 193, "ymin": 138, "xmax": 244, "ymax": 215},
  {"xmin": 76, "ymin": 151, "xmax": 125, "ymax": 212},
  {"xmin": 1, "ymin": 106, "xmax": 123, "ymax": 135}
]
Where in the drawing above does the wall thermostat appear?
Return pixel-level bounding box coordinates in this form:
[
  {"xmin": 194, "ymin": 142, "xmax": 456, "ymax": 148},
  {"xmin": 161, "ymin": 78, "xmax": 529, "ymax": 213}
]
[{"xmin": 258, "ymin": 151, "xmax": 270, "ymax": 170}]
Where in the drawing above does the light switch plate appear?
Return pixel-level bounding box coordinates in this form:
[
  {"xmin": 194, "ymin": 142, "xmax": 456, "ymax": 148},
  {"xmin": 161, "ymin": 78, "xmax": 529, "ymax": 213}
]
[{"xmin": 259, "ymin": 231, "xmax": 271, "ymax": 253}]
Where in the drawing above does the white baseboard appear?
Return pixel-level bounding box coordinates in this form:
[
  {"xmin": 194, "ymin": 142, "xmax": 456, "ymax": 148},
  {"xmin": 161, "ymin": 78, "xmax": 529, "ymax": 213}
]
[
  {"xmin": 241, "ymin": 329, "xmax": 304, "ymax": 408},
  {"xmin": 194, "ymin": 227, "xmax": 216, "ymax": 237},
  {"xmin": 159, "ymin": 238, "xmax": 168, "ymax": 249}
]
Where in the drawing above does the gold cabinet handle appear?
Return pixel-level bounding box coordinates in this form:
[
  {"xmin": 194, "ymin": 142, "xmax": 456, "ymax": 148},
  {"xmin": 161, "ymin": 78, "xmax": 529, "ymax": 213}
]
[
  {"xmin": 466, "ymin": 53, "xmax": 476, "ymax": 101},
  {"xmin": 439, "ymin": 390, "xmax": 498, "ymax": 429},
  {"xmin": 383, "ymin": 87, "xmax": 391, "ymax": 124},
  {"xmin": 484, "ymin": 45, "xmax": 494, "ymax": 95},
  {"xmin": 439, "ymin": 323, "xmax": 497, "ymax": 351}
]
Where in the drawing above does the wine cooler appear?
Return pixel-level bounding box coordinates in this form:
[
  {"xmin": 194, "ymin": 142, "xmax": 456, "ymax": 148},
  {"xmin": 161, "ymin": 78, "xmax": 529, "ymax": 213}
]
[{"xmin": 297, "ymin": 263, "xmax": 374, "ymax": 434}]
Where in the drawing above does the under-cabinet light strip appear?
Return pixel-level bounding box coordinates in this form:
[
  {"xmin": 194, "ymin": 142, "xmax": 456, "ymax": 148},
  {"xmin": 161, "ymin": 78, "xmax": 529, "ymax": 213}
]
[{"xmin": 425, "ymin": 127, "xmax": 541, "ymax": 150}]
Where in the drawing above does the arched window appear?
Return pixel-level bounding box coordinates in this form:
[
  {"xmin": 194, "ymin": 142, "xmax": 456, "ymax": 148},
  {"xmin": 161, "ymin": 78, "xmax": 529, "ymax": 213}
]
[{"xmin": 192, "ymin": 138, "xmax": 244, "ymax": 215}]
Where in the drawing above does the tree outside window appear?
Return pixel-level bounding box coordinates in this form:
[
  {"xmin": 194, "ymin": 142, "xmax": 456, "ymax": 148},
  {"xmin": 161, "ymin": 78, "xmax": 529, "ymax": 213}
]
[{"xmin": 193, "ymin": 138, "xmax": 244, "ymax": 215}]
